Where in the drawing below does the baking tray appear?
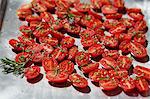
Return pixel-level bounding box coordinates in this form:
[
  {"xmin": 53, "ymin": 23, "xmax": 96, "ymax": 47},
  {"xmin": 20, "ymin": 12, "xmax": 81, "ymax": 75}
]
[{"xmin": 0, "ymin": 0, "xmax": 150, "ymax": 99}]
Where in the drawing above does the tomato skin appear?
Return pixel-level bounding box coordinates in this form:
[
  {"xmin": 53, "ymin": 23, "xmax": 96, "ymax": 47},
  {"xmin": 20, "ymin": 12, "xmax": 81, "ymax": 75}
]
[
  {"xmin": 42, "ymin": 58, "xmax": 58, "ymax": 72},
  {"xmin": 105, "ymin": 13, "xmax": 122, "ymax": 19},
  {"xmin": 99, "ymin": 78, "xmax": 119, "ymax": 91},
  {"xmin": 102, "ymin": 50, "xmax": 119, "ymax": 60},
  {"xmin": 101, "ymin": 36, "xmax": 118, "ymax": 48},
  {"xmin": 101, "ymin": 5, "xmax": 118, "ymax": 15},
  {"xmin": 74, "ymin": 3, "xmax": 90, "ymax": 13},
  {"xmin": 89, "ymin": 69, "xmax": 108, "ymax": 82},
  {"xmin": 129, "ymin": 42, "xmax": 147, "ymax": 58},
  {"xmin": 24, "ymin": 66, "xmax": 40, "ymax": 79},
  {"xmin": 60, "ymin": 36, "xmax": 75, "ymax": 48},
  {"xmin": 127, "ymin": 8, "xmax": 142, "ymax": 13},
  {"xmin": 135, "ymin": 77, "xmax": 149, "ymax": 92},
  {"xmin": 50, "ymin": 47, "xmax": 68, "ymax": 62},
  {"xmin": 128, "ymin": 13, "xmax": 144, "ymax": 21},
  {"xmin": 133, "ymin": 34, "xmax": 146, "ymax": 45},
  {"xmin": 88, "ymin": 44, "xmax": 105, "ymax": 58},
  {"xmin": 40, "ymin": 12, "xmax": 54, "ymax": 23},
  {"xmin": 25, "ymin": 15, "xmax": 42, "ymax": 22},
  {"xmin": 109, "ymin": 24, "xmax": 126, "ymax": 35},
  {"xmin": 9, "ymin": 39, "xmax": 24, "ymax": 52},
  {"xmin": 75, "ymin": 52, "xmax": 90, "ymax": 66},
  {"xmin": 108, "ymin": 69, "xmax": 128, "ymax": 79},
  {"xmin": 15, "ymin": 52, "xmax": 30, "ymax": 63},
  {"xmin": 119, "ymin": 76, "xmax": 135, "ymax": 92},
  {"xmin": 81, "ymin": 63, "xmax": 99, "ymax": 74},
  {"xmin": 119, "ymin": 40, "xmax": 130, "ymax": 54},
  {"xmin": 46, "ymin": 70, "xmax": 69, "ymax": 83},
  {"xmin": 133, "ymin": 66, "xmax": 150, "ymax": 80},
  {"xmin": 100, "ymin": 57, "xmax": 118, "ymax": 70},
  {"xmin": 69, "ymin": 73, "xmax": 88, "ymax": 88},
  {"xmin": 116, "ymin": 56, "xmax": 132, "ymax": 70},
  {"xmin": 68, "ymin": 46, "xmax": 78, "ymax": 61}
]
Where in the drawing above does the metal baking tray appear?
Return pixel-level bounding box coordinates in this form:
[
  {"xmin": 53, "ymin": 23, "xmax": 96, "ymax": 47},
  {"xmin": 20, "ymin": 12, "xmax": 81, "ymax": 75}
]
[{"xmin": 0, "ymin": 0, "xmax": 150, "ymax": 99}]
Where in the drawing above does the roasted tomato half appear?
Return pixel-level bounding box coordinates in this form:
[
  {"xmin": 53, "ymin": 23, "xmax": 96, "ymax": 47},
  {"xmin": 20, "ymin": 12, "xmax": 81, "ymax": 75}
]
[
  {"xmin": 102, "ymin": 50, "xmax": 119, "ymax": 60},
  {"xmin": 68, "ymin": 46, "xmax": 78, "ymax": 61},
  {"xmin": 15, "ymin": 52, "xmax": 30, "ymax": 63},
  {"xmin": 60, "ymin": 36, "xmax": 75, "ymax": 48}
]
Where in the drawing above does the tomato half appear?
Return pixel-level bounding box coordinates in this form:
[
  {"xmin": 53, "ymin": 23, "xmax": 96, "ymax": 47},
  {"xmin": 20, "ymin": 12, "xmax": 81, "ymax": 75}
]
[
  {"xmin": 117, "ymin": 56, "xmax": 132, "ymax": 70},
  {"xmin": 58, "ymin": 60, "xmax": 74, "ymax": 74},
  {"xmin": 101, "ymin": 5, "xmax": 118, "ymax": 14},
  {"xmin": 134, "ymin": 20, "xmax": 147, "ymax": 31},
  {"xmin": 40, "ymin": 12, "xmax": 54, "ymax": 23},
  {"xmin": 81, "ymin": 63, "xmax": 99, "ymax": 74},
  {"xmin": 133, "ymin": 34, "xmax": 146, "ymax": 45},
  {"xmin": 9, "ymin": 39, "xmax": 24, "ymax": 52},
  {"xmin": 128, "ymin": 13, "xmax": 144, "ymax": 21},
  {"xmin": 119, "ymin": 40, "xmax": 130, "ymax": 54},
  {"xmin": 133, "ymin": 65, "xmax": 150, "ymax": 80},
  {"xmin": 135, "ymin": 77, "xmax": 149, "ymax": 92},
  {"xmin": 127, "ymin": 8, "xmax": 142, "ymax": 13},
  {"xmin": 89, "ymin": 69, "xmax": 108, "ymax": 82},
  {"xmin": 99, "ymin": 78, "xmax": 119, "ymax": 91},
  {"xmin": 68, "ymin": 46, "xmax": 78, "ymax": 61},
  {"xmin": 88, "ymin": 44, "xmax": 105, "ymax": 57},
  {"xmin": 90, "ymin": 0, "xmax": 102, "ymax": 10},
  {"xmin": 15, "ymin": 52, "xmax": 30, "ymax": 63},
  {"xmin": 24, "ymin": 66, "xmax": 40, "ymax": 79},
  {"xmin": 101, "ymin": 36, "xmax": 118, "ymax": 48},
  {"xmin": 60, "ymin": 36, "xmax": 75, "ymax": 48},
  {"xmin": 75, "ymin": 52, "xmax": 90, "ymax": 66},
  {"xmin": 109, "ymin": 24, "xmax": 126, "ymax": 35},
  {"xmin": 39, "ymin": 37, "xmax": 59, "ymax": 47},
  {"xmin": 74, "ymin": 3, "xmax": 90, "ymax": 13},
  {"xmin": 42, "ymin": 58, "xmax": 58, "ymax": 72},
  {"xmin": 119, "ymin": 76, "xmax": 135, "ymax": 92},
  {"xmin": 25, "ymin": 15, "xmax": 42, "ymax": 22},
  {"xmin": 120, "ymin": 18, "xmax": 135, "ymax": 28},
  {"xmin": 46, "ymin": 70, "xmax": 69, "ymax": 83},
  {"xmin": 103, "ymin": 19, "xmax": 120, "ymax": 29},
  {"xmin": 100, "ymin": 57, "xmax": 118, "ymax": 69},
  {"xmin": 129, "ymin": 42, "xmax": 147, "ymax": 58},
  {"xmin": 108, "ymin": 69, "xmax": 128, "ymax": 79},
  {"xmin": 102, "ymin": 50, "xmax": 119, "ymax": 60},
  {"xmin": 105, "ymin": 13, "xmax": 122, "ymax": 19},
  {"xmin": 69, "ymin": 73, "xmax": 88, "ymax": 88}
]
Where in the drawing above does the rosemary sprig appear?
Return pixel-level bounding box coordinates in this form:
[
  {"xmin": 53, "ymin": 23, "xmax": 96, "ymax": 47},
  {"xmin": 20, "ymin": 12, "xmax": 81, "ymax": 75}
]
[{"xmin": 0, "ymin": 58, "xmax": 26, "ymax": 78}]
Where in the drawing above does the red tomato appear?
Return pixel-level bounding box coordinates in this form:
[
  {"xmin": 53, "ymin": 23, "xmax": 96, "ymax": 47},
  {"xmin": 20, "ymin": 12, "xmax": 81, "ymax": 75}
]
[
  {"xmin": 89, "ymin": 69, "xmax": 108, "ymax": 82},
  {"xmin": 108, "ymin": 69, "xmax": 128, "ymax": 79},
  {"xmin": 18, "ymin": 35, "xmax": 35, "ymax": 46},
  {"xmin": 100, "ymin": 0, "xmax": 111, "ymax": 5},
  {"xmin": 101, "ymin": 36, "xmax": 118, "ymax": 48},
  {"xmin": 68, "ymin": 46, "xmax": 78, "ymax": 61},
  {"xmin": 31, "ymin": 52, "xmax": 43, "ymax": 63},
  {"xmin": 42, "ymin": 58, "xmax": 58, "ymax": 72},
  {"xmin": 129, "ymin": 42, "xmax": 147, "ymax": 58},
  {"xmin": 119, "ymin": 40, "xmax": 130, "ymax": 54},
  {"xmin": 55, "ymin": 0, "xmax": 70, "ymax": 11},
  {"xmin": 64, "ymin": 23, "xmax": 81, "ymax": 35},
  {"xmin": 81, "ymin": 63, "xmax": 99, "ymax": 74},
  {"xmin": 25, "ymin": 15, "xmax": 42, "ymax": 22},
  {"xmin": 134, "ymin": 20, "xmax": 147, "ymax": 31},
  {"xmin": 88, "ymin": 44, "xmax": 105, "ymax": 57},
  {"xmin": 99, "ymin": 78, "xmax": 119, "ymax": 91},
  {"xmin": 113, "ymin": 0, "xmax": 124, "ymax": 9},
  {"xmin": 39, "ymin": 37, "xmax": 59, "ymax": 47},
  {"xmin": 60, "ymin": 36, "xmax": 75, "ymax": 48},
  {"xmin": 109, "ymin": 24, "xmax": 126, "ymax": 35},
  {"xmin": 133, "ymin": 34, "xmax": 146, "ymax": 45},
  {"xmin": 42, "ymin": 43, "xmax": 54, "ymax": 56},
  {"xmin": 74, "ymin": 3, "xmax": 90, "ymax": 13},
  {"xmin": 127, "ymin": 8, "xmax": 142, "ymax": 13},
  {"xmin": 17, "ymin": 9, "xmax": 32, "ymax": 19},
  {"xmin": 90, "ymin": 0, "xmax": 102, "ymax": 9},
  {"xmin": 24, "ymin": 66, "xmax": 40, "ymax": 79},
  {"xmin": 80, "ymin": 29, "xmax": 96, "ymax": 39},
  {"xmin": 100, "ymin": 57, "xmax": 118, "ymax": 69},
  {"xmin": 25, "ymin": 43, "xmax": 43, "ymax": 53},
  {"xmin": 50, "ymin": 47, "xmax": 68, "ymax": 61},
  {"xmin": 58, "ymin": 60, "xmax": 74, "ymax": 74},
  {"xmin": 80, "ymin": 14, "xmax": 95, "ymax": 27},
  {"xmin": 40, "ymin": 12, "xmax": 54, "ymax": 23},
  {"xmin": 39, "ymin": 0, "xmax": 56, "ymax": 11},
  {"xmin": 87, "ymin": 19, "xmax": 103, "ymax": 30},
  {"xmin": 19, "ymin": 25, "xmax": 34, "ymax": 37},
  {"xmin": 33, "ymin": 29, "xmax": 50, "ymax": 38},
  {"xmin": 102, "ymin": 50, "xmax": 119, "ymax": 60},
  {"xmin": 69, "ymin": 73, "xmax": 88, "ymax": 88},
  {"xmin": 103, "ymin": 19, "xmax": 120, "ymax": 29},
  {"xmin": 119, "ymin": 76, "xmax": 135, "ymax": 92},
  {"xmin": 51, "ymin": 19, "xmax": 64, "ymax": 30},
  {"xmin": 9, "ymin": 39, "xmax": 24, "ymax": 52},
  {"xmin": 31, "ymin": 0, "xmax": 47, "ymax": 13},
  {"xmin": 101, "ymin": 5, "xmax": 118, "ymax": 14},
  {"xmin": 46, "ymin": 70, "xmax": 69, "ymax": 83},
  {"xmin": 49, "ymin": 30, "xmax": 65, "ymax": 40},
  {"xmin": 105, "ymin": 13, "xmax": 122, "ymax": 19},
  {"xmin": 88, "ymin": 9, "xmax": 102, "ymax": 19},
  {"xmin": 117, "ymin": 56, "xmax": 132, "ymax": 70},
  {"xmin": 15, "ymin": 52, "xmax": 30, "ymax": 63},
  {"xmin": 133, "ymin": 66, "xmax": 150, "ymax": 80},
  {"xmin": 128, "ymin": 13, "xmax": 144, "ymax": 21},
  {"xmin": 29, "ymin": 21, "xmax": 41, "ymax": 29},
  {"xmin": 75, "ymin": 52, "xmax": 90, "ymax": 66},
  {"xmin": 120, "ymin": 18, "xmax": 135, "ymax": 28},
  {"xmin": 135, "ymin": 77, "xmax": 149, "ymax": 92}
]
